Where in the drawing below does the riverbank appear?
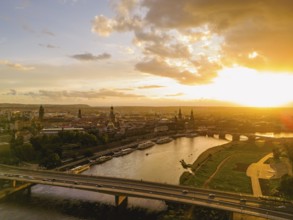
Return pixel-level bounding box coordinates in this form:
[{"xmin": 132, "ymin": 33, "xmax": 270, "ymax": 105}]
[
  {"xmin": 180, "ymin": 140, "xmax": 276, "ymax": 194},
  {"xmin": 0, "ymin": 136, "xmax": 229, "ymax": 219},
  {"xmin": 2, "ymin": 191, "xmax": 163, "ymax": 220},
  {"xmin": 55, "ymin": 131, "xmax": 180, "ymax": 171}
]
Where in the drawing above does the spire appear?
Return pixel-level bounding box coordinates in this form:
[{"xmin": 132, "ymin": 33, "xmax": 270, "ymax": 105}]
[
  {"xmin": 78, "ymin": 109, "xmax": 82, "ymax": 119},
  {"xmin": 190, "ymin": 109, "xmax": 194, "ymax": 121},
  {"xmin": 178, "ymin": 108, "xmax": 182, "ymax": 120}
]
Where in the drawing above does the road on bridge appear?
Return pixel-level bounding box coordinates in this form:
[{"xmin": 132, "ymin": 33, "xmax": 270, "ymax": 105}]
[{"xmin": 1, "ymin": 164, "xmax": 293, "ymax": 220}]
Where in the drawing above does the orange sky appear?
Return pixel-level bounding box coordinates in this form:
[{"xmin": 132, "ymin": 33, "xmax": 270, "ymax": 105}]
[{"xmin": 1, "ymin": 0, "xmax": 293, "ymax": 107}]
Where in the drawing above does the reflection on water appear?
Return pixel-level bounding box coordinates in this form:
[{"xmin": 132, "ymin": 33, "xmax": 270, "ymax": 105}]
[
  {"xmin": 85, "ymin": 137, "xmax": 228, "ymax": 184},
  {"xmin": 255, "ymin": 132, "xmax": 293, "ymax": 138},
  {"xmin": 0, "ymin": 136, "xmax": 228, "ymax": 219}
]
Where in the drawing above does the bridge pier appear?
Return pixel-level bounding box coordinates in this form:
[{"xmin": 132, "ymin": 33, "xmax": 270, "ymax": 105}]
[
  {"xmin": 207, "ymin": 132, "xmax": 214, "ymax": 138},
  {"xmin": 115, "ymin": 195, "xmax": 128, "ymax": 208},
  {"xmin": 247, "ymin": 135, "xmax": 255, "ymax": 142},
  {"xmin": 219, "ymin": 133, "xmax": 226, "ymax": 139},
  {"xmin": 12, "ymin": 180, "xmax": 16, "ymax": 188},
  {"xmin": 26, "ymin": 186, "xmax": 31, "ymax": 196},
  {"xmin": 232, "ymin": 134, "xmax": 240, "ymax": 141},
  {"xmin": 199, "ymin": 131, "xmax": 208, "ymax": 136}
]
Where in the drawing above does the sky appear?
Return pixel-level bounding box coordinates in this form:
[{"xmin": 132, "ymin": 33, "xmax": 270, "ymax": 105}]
[{"xmin": 1, "ymin": 0, "xmax": 293, "ymax": 107}]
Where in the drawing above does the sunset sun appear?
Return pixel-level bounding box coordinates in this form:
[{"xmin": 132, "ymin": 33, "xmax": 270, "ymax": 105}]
[{"xmin": 212, "ymin": 67, "xmax": 293, "ymax": 107}]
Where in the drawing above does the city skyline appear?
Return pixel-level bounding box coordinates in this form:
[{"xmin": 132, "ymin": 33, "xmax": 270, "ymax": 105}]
[{"xmin": 1, "ymin": 0, "xmax": 293, "ymax": 107}]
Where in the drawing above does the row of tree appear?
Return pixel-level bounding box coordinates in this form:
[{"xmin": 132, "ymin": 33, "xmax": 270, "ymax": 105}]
[
  {"xmin": 10, "ymin": 131, "xmax": 98, "ymax": 169},
  {"xmin": 277, "ymin": 141, "xmax": 293, "ymax": 198}
]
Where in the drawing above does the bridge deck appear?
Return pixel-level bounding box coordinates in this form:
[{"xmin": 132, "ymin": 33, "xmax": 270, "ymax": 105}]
[{"xmin": 0, "ymin": 165, "xmax": 292, "ymax": 220}]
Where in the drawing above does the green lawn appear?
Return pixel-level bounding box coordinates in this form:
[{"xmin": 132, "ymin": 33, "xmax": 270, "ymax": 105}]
[
  {"xmin": 0, "ymin": 134, "xmax": 11, "ymax": 142},
  {"xmin": 0, "ymin": 134, "xmax": 11, "ymax": 156},
  {"xmin": 0, "ymin": 143, "xmax": 10, "ymax": 155},
  {"xmin": 181, "ymin": 141, "xmax": 276, "ymax": 194}
]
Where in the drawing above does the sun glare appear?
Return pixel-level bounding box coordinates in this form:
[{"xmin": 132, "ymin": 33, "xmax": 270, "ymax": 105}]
[{"xmin": 212, "ymin": 67, "xmax": 293, "ymax": 107}]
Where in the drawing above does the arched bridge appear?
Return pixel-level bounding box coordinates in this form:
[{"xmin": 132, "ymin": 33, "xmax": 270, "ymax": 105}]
[
  {"xmin": 198, "ymin": 130, "xmax": 275, "ymax": 142},
  {"xmin": 0, "ymin": 165, "xmax": 292, "ymax": 220}
]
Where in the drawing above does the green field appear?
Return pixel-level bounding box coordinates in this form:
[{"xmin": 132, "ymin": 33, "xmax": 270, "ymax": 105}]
[
  {"xmin": 181, "ymin": 141, "xmax": 275, "ymax": 194},
  {"xmin": 0, "ymin": 134, "xmax": 11, "ymax": 155}
]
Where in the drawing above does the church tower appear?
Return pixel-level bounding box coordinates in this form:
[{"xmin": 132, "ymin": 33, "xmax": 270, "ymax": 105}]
[
  {"xmin": 39, "ymin": 105, "xmax": 44, "ymax": 121},
  {"xmin": 78, "ymin": 109, "xmax": 82, "ymax": 119},
  {"xmin": 178, "ymin": 108, "xmax": 182, "ymax": 120},
  {"xmin": 110, "ymin": 106, "xmax": 115, "ymax": 122},
  {"xmin": 190, "ymin": 109, "xmax": 194, "ymax": 121}
]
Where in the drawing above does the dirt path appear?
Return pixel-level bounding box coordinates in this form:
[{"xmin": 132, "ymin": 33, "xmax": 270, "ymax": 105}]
[
  {"xmin": 246, "ymin": 153, "xmax": 274, "ymax": 197},
  {"xmin": 203, "ymin": 155, "xmax": 233, "ymax": 188}
]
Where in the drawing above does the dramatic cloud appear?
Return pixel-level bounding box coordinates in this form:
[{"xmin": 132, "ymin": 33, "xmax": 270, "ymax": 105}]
[
  {"xmin": 91, "ymin": 0, "xmax": 142, "ymax": 36},
  {"xmin": 141, "ymin": 0, "xmax": 293, "ymax": 72},
  {"xmin": 136, "ymin": 58, "xmax": 218, "ymax": 85},
  {"xmin": 71, "ymin": 52, "xmax": 111, "ymax": 61},
  {"xmin": 23, "ymin": 89, "xmax": 143, "ymax": 99},
  {"xmin": 0, "ymin": 60, "xmax": 35, "ymax": 71},
  {"xmin": 92, "ymin": 0, "xmax": 293, "ymax": 85}
]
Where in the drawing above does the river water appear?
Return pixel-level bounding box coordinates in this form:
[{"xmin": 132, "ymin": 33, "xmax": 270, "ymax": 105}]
[
  {"xmin": 255, "ymin": 132, "xmax": 293, "ymax": 138},
  {"xmin": 0, "ymin": 136, "xmax": 228, "ymax": 220}
]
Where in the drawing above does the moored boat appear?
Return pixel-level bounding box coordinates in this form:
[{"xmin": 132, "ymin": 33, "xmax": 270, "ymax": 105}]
[
  {"xmin": 173, "ymin": 133, "xmax": 186, "ymax": 138},
  {"xmin": 137, "ymin": 141, "xmax": 155, "ymax": 150},
  {"xmin": 96, "ymin": 155, "xmax": 112, "ymax": 164},
  {"xmin": 186, "ymin": 132, "xmax": 198, "ymax": 138},
  {"xmin": 156, "ymin": 137, "xmax": 173, "ymax": 144},
  {"xmin": 113, "ymin": 148, "xmax": 135, "ymax": 157},
  {"xmin": 121, "ymin": 148, "xmax": 135, "ymax": 155},
  {"xmin": 70, "ymin": 164, "xmax": 90, "ymax": 174}
]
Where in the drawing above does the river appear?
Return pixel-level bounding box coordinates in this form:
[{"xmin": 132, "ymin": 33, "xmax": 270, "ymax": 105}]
[{"xmin": 0, "ymin": 136, "xmax": 228, "ymax": 220}]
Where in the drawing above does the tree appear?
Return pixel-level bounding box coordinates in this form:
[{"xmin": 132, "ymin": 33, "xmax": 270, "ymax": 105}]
[
  {"xmin": 285, "ymin": 143, "xmax": 293, "ymax": 162},
  {"xmin": 20, "ymin": 143, "xmax": 36, "ymax": 161},
  {"xmin": 279, "ymin": 175, "xmax": 293, "ymax": 198},
  {"xmin": 39, "ymin": 153, "xmax": 61, "ymax": 169},
  {"xmin": 273, "ymin": 147, "xmax": 281, "ymax": 160},
  {"xmin": 10, "ymin": 134, "xmax": 24, "ymax": 155},
  {"xmin": 84, "ymin": 149, "xmax": 93, "ymax": 157}
]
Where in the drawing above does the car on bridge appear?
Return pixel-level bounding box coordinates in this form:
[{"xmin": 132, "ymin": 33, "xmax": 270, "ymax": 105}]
[
  {"xmin": 208, "ymin": 193, "xmax": 215, "ymax": 199},
  {"xmin": 240, "ymin": 198, "xmax": 246, "ymax": 203}
]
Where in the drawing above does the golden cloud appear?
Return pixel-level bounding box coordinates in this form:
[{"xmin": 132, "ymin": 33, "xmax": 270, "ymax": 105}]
[
  {"xmin": 92, "ymin": 0, "xmax": 293, "ymax": 85},
  {"xmin": 0, "ymin": 60, "xmax": 35, "ymax": 71}
]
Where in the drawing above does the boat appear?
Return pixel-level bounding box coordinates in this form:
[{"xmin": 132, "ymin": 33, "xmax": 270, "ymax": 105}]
[
  {"xmin": 137, "ymin": 141, "xmax": 155, "ymax": 150},
  {"xmin": 113, "ymin": 148, "xmax": 135, "ymax": 157},
  {"xmin": 113, "ymin": 151, "xmax": 124, "ymax": 157},
  {"xmin": 156, "ymin": 137, "xmax": 173, "ymax": 144},
  {"xmin": 173, "ymin": 133, "xmax": 186, "ymax": 138},
  {"xmin": 121, "ymin": 148, "xmax": 135, "ymax": 155},
  {"xmin": 186, "ymin": 132, "xmax": 198, "ymax": 138},
  {"xmin": 70, "ymin": 164, "xmax": 90, "ymax": 174},
  {"xmin": 96, "ymin": 155, "xmax": 112, "ymax": 164}
]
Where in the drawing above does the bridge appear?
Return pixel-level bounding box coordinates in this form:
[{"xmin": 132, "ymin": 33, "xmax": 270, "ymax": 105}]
[
  {"xmin": 1, "ymin": 165, "xmax": 293, "ymax": 220},
  {"xmin": 198, "ymin": 130, "xmax": 279, "ymax": 142}
]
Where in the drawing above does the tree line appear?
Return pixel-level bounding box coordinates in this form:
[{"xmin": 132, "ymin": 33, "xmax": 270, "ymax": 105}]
[{"xmin": 10, "ymin": 131, "xmax": 98, "ymax": 169}]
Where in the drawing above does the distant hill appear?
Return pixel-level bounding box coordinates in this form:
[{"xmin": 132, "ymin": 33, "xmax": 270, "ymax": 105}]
[{"xmin": 0, "ymin": 103, "xmax": 90, "ymax": 109}]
